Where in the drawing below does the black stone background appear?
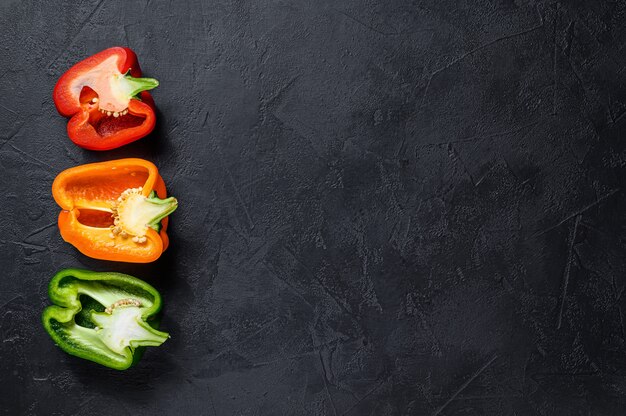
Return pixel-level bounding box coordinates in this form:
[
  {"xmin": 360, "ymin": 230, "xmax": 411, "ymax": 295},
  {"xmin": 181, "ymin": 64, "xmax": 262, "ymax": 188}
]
[{"xmin": 2, "ymin": 0, "xmax": 626, "ymax": 414}]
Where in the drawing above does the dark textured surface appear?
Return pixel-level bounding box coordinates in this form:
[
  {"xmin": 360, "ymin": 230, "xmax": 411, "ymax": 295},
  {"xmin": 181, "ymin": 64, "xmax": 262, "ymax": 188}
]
[{"xmin": 2, "ymin": 0, "xmax": 626, "ymax": 414}]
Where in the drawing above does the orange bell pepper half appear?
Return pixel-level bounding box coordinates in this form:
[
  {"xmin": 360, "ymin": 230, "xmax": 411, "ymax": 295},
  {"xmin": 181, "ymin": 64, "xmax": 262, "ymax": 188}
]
[{"xmin": 52, "ymin": 159, "xmax": 178, "ymax": 263}]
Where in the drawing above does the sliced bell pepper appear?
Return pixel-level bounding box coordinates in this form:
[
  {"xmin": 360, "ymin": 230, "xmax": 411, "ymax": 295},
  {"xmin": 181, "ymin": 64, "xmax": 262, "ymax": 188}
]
[
  {"xmin": 53, "ymin": 47, "xmax": 159, "ymax": 150},
  {"xmin": 52, "ymin": 158, "xmax": 178, "ymax": 263},
  {"xmin": 42, "ymin": 268, "xmax": 169, "ymax": 370}
]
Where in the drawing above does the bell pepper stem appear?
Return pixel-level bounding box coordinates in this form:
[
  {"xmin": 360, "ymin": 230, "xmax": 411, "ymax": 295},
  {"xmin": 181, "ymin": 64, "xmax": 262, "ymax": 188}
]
[
  {"xmin": 91, "ymin": 307, "xmax": 169, "ymax": 355},
  {"xmin": 144, "ymin": 191, "xmax": 177, "ymax": 230},
  {"xmin": 121, "ymin": 71, "xmax": 159, "ymax": 98},
  {"xmin": 115, "ymin": 189, "xmax": 177, "ymax": 237}
]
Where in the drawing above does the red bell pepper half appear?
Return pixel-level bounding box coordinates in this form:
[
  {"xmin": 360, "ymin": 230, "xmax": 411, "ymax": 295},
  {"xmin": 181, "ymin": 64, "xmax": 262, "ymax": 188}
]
[{"xmin": 53, "ymin": 47, "xmax": 159, "ymax": 150}]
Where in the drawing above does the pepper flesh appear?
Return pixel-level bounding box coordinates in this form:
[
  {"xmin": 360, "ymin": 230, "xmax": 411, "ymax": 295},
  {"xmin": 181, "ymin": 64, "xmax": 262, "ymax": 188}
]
[
  {"xmin": 53, "ymin": 47, "xmax": 158, "ymax": 150},
  {"xmin": 42, "ymin": 268, "xmax": 169, "ymax": 370},
  {"xmin": 52, "ymin": 158, "xmax": 177, "ymax": 263}
]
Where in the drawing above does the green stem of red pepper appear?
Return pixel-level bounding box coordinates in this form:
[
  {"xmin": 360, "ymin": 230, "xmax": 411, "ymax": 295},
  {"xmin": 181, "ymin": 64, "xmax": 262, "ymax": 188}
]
[{"xmin": 120, "ymin": 71, "xmax": 159, "ymax": 98}]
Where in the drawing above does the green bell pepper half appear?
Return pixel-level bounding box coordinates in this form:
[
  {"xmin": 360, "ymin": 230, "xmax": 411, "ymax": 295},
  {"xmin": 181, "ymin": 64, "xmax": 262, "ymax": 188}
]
[{"xmin": 42, "ymin": 268, "xmax": 169, "ymax": 370}]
